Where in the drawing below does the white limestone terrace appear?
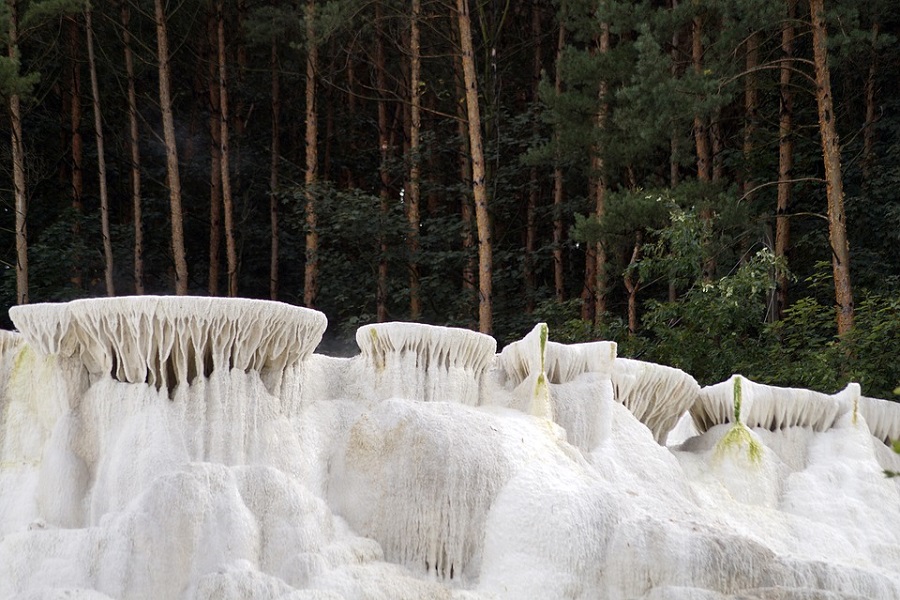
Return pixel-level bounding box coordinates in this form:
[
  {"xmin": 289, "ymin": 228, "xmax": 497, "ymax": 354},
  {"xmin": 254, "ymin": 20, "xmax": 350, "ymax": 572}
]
[
  {"xmin": 9, "ymin": 296, "xmax": 327, "ymax": 393},
  {"xmin": 3, "ymin": 300, "xmax": 900, "ymax": 599},
  {"xmin": 611, "ymin": 358, "xmax": 701, "ymax": 444},
  {"xmin": 495, "ymin": 325, "xmax": 698, "ymax": 445},
  {"xmin": 691, "ymin": 375, "xmax": 858, "ymax": 433},
  {"xmin": 355, "ymin": 321, "xmax": 496, "ymax": 405},
  {"xmin": 860, "ymin": 395, "xmax": 900, "ymax": 446}
]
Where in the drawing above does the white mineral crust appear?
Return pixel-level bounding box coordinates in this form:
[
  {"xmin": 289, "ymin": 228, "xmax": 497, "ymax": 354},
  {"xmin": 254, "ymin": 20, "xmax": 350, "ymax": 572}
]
[{"xmin": 1, "ymin": 298, "xmax": 899, "ymax": 600}]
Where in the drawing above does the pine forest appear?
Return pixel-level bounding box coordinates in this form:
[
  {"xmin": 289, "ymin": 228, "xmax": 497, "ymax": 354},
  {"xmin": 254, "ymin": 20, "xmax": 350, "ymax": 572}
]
[{"xmin": 0, "ymin": 0, "xmax": 898, "ymax": 398}]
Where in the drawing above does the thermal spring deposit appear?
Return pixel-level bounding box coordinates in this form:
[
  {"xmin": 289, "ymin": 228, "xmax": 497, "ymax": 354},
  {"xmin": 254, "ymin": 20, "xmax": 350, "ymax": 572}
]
[{"xmin": 1, "ymin": 297, "xmax": 900, "ymax": 600}]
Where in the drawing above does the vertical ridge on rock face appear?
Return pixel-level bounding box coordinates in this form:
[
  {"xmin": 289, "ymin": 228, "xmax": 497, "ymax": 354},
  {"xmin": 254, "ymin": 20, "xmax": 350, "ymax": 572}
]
[{"xmin": 355, "ymin": 322, "xmax": 496, "ymax": 405}]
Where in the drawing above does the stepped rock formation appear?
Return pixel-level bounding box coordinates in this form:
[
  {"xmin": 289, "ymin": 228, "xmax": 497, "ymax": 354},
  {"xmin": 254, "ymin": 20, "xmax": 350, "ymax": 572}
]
[{"xmin": 1, "ymin": 299, "xmax": 899, "ymax": 599}]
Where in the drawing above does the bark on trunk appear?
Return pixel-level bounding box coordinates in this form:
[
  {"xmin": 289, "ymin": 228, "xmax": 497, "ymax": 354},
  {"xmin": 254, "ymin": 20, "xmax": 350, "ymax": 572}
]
[
  {"xmin": 862, "ymin": 22, "xmax": 879, "ymax": 182},
  {"xmin": 810, "ymin": 0, "xmax": 854, "ymax": 335},
  {"xmin": 552, "ymin": 11, "xmax": 566, "ymax": 303},
  {"xmin": 456, "ymin": 0, "xmax": 492, "ymax": 334},
  {"xmin": 525, "ymin": 1, "xmax": 542, "ymax": 314},
  {"xmin": 375, "ymin": 0, "xmax": 390, "ymax": 321},
  {"xmin": 85, "ymin": 7, "xmax": 115, "ymax": 297},
  {"xmin": 155, "ymin": 0, "xmax": 189, "ymax": 294},
  {"xmin": 586, "ymin": 22, "xmax": 610, "ymax": 326},
  {"xmin": 7, "ymin": 0, "xmax": 28, "ymax": 304},
  {"xmin": 743, "ymin": 31, "xmax": 759, "ymax": 198},
  {"xmin": 692, "ymin": 14, "xmax": 715, "ymax": 281},
  {"xmin": 303, "ymin": 0, "xmax": 319, "ymax": 308},
  {"xmin": 774, "ymin": 0, "xmax": 796, "ymax": 320},
  {"xmin": 68, "ymin": 15, "xmax": 84, "ymax": 290},
  {"xmin": 407, "ymin": 0, "xmax": 422, "ymax": 320},
  {"xmin": 624, "ymin": 231, "xmax": 643, "ymax": 335},
  {"xmin": 270, "ymin": 36, "xmax": 280, "ymax": 301},
  {"xmin": 217, "ymin": 0, "xmax": 238, "ymax": 297},
  {"xmin": 207, "ymin": 12, "xmax": 222, "ymax": 296},
  {"xmin": 121, "ymin": 1, "xmax": 144, "ymax": 295}
]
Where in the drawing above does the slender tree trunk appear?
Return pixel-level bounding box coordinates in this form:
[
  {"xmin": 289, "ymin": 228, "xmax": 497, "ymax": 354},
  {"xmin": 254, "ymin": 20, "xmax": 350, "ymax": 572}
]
[
  {"xmin": 155, "ymin": 0, "xmax": 189, "ymax": 294},
  {"xmin": 862, "ymin": 22, "xmax": 879, "ymax": 182},
  {"xmin": 68, "ymin": 15, "xmax": 84, "ymax": 290},
  {"xmin": 585, "ymin": 22, "xmax": 610, "ymax": 326},
  {"xmin": 7, "ymin": 0, "xmax": 27, "ymax": 304},
  {"xmin": 121, "ymin": 1, "xmax": 143, "ymax": 295},
  {"xmin": 624, "ymin": 231, "xmax": 642, "ymax": 334},
  {"xmin": 456, "ymin": 75, "xmax": 477, "ymax": 303},
  {"xmin": 525, "ymin": 2, "xmax": 542, "ymax": 314},
  {"xmin": 303, "ymin": 0, "xmax": 319, "ymax": 308},
  {"xmin": 809, "ymin": 0, "xmax": 853, "ymax": 335},
  {"xmin": 774, "ymin": 0, "xmax": 795, "ymax": 320},
  {"xmin": 217, "ymin": 0, "xmax": 238, "ymax": 297},
  {"xmin": 270, "ymin": 36, "xmax": 280, "ymax": 301},
  {"xmin": 711, "ymin": 114, "xmax": 724, "ymax": 183},
  {"xmin": 553, "ymin": 11, "xmax": 566, "ymax": 303},
  {"xmin": 407, "ymin": 0, "xmax": 422, "ymax": 320},
  {"xmin": 692, "ymin": 14, "xmax": 715, "ymax": 281},
  {"xmin": 375, "ymin": 0, "xmax": 390, "ymax": 321},
  {"xmin": 742, "ymin": 31, "xmax": 759, "ymax": 198},
  {"xmin": 85, "ymin": 7, "xmax": 115, "ymax": 297},
  {"xmin": 692, "ymin": 17, "xmax": 712, "ymax": 184},
  {"xmin": 207, "ymin": 12, "xmax": 222, "ymax": 296},
  {"xmin": 669, "ymin": 0, "xmax": 681, "ymax": 189},
  {"xmin": 456, "ymin": 0, "xmax": 492, "ymax": 334}
]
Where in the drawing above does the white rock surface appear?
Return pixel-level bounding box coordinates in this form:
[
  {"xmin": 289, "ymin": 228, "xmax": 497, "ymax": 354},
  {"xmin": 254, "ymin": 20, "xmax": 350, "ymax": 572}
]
[{"xmin": 1, "ymin": 298, "xmax": 899, "ymax": 600}]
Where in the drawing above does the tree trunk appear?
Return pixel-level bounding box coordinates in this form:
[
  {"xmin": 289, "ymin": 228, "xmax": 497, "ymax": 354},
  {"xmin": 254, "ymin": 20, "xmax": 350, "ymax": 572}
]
[
  {"xmin": 68, "ymin": 15, "xmax": 84, "ymax": 290},
  {"xmin": 375, "ymin": 0, "xmax": 390, "ymax": 321},
  {"xmin": 270, "ymin": 35, "xmax": 280, "ymax": 301},
  {"xmin": 121, "ymin": 1, "xmax": 143, "ymax": 295},
  {"xmin": 85, "ymin": 7, "xmax": 115, "ymax": 297},
  {"xmin": 585, "ymin": 22, "xmax": 610, "ymax": 326},
  {"xmin": 862, "ymin": 22, "xmax": 879, "ymax": 182},
  {"xmin": 456, "ymin": 0, "xmax": 492, "ymax": 334},
  {"xmin": 692, "ymin": 14, "xmax": 715, "ymax": 281},
  {"xmin": 552, "ymin": 11, "xmax": 566, "ymax": 303},
  {"xmin": 155, "ymin": 0, "xmax": 189, "ymax": 294},
  {"xmin": 809, "ymin": 0, "xmax": 853, "ymax": 335},
  {"xmin": 303, "ymin": 0, "xmax": 319, "ymax": 308},
  {"xmin": 669, "ymin": 0, "xmax": 681, "ymax": 189},
  {"xmin": 217, "ymin": 0, "xmax": 238, "ymax": 297},
  {"xmin": 207, "ymin": 12, "xmax": 222, "ymax": 296},
  {"xmin": 742, "ymin": 31, "xmax": 759, "ymax": 198},
  {"xmin": 624, "ymin": 231, "xmax": 643, "ymax": 335},
  {"xmin": 455, "ymin": 71, "xmax": 477, "ymax": 305},
  {"xmin": 692, "ymin": 17, "xmax": 712, "ymax": 184},
  {"xmin": 7, "ymin": 0, "xmax": 27, "ymax": 304},
  {"xmin": 774, "ymin": 0, "xmax": 795, "ymax": 320},
  {"xmin": 407, "ymin": 0, "xmax": 422, "ymax": 320},
  {"xmin": 525, "ymin": 1, "xmax": 542, "ymax": 314}
]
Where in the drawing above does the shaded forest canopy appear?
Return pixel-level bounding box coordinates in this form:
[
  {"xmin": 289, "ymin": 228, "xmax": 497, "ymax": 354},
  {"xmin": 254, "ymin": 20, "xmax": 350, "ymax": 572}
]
[{"xmin": 0, "ymin": 0, "xmax": 897, "ymax": 397}]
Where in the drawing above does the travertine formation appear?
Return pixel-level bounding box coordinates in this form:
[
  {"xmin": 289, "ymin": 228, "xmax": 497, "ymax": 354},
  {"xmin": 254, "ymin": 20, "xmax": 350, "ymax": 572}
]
[
  {"xmin": 1, "ymin": 297, "xmax": 898, "ymax": 600},
  {"xmin": 10, "ymin": 296, "xmax": 326, "ymax": 393}
]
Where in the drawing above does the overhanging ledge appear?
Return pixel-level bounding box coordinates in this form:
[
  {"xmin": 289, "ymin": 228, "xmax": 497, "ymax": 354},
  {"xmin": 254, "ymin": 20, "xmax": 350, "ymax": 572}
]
[{"xmin": 10, "ymin": 296, "xmax": 327, "ymax": 391}]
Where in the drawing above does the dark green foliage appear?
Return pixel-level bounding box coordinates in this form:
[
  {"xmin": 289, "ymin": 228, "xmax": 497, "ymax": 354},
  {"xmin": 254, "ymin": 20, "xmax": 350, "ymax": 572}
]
[{"xmin": 0, "ymin": 0, "xmax": 897, "ymax": 402}]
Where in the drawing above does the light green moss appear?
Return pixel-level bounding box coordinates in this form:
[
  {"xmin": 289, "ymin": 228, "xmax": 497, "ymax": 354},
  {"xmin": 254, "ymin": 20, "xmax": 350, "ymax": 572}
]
[
  {"xmin": 714, "ymin": 376, "xmax": 762, "ymax": 464},
  {"xmin": 538, "ymin": 323, "xmax": 548, "ymax": 372},
  {"xmin": 369, "ymin": 329, "xmax": 384, "ymax": 371},
  {"xmin": 715, "ymin": 421, "xmax": 763, "ymax": 464}
]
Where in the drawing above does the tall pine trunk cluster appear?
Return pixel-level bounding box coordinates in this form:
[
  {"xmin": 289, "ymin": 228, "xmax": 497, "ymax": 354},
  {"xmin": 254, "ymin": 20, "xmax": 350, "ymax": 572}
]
[{"xmin": 4, "ymin": 0, "xmax": 897, "ymax": 380}]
